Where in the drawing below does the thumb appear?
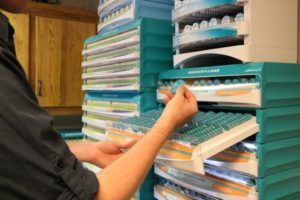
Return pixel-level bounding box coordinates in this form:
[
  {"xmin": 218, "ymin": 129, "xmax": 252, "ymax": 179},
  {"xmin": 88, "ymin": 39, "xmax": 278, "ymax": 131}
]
[
  {"xmin": 176, "ymin": 85, "xmax": 186, "ymax": 96},
  {"xmin": 116, "ymin": 139, "xmax": 137, "ymax": 149}
]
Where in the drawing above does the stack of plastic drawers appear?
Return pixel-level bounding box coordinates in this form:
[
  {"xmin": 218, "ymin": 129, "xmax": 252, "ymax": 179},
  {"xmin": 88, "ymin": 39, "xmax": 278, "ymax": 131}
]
[
  {"xmin": 81, "ymin": 18, "xmax": 173, "ymax": 141},
  {"xmin": 106, "ymin": 63, "xmax": 300, "ymax": 199},
  {"xmin": 97, "ymin": 0, "xmax": 173, "ymax": 33},
  {"xmin": 81, "ymin": 1, "xmax": 174, "ymax": 199},
  {"xmin": 172, "ymin": 0, "xmax": 298, "ymax": 68},
  {"xmin": 153, "ymin": 63, "xmax": 300, "ymax": 200}
]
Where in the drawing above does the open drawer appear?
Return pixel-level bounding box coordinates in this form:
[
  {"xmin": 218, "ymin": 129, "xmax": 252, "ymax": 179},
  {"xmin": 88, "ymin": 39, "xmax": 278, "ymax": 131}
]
[{"xmin": 106, "ymin": 109, "xmax": 259, "ymax": 174}]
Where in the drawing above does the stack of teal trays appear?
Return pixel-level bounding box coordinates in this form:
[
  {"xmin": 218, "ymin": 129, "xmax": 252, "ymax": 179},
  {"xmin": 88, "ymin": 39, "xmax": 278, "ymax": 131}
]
[
  {"xmin": 101, "ymin": 0, "xmax": 300, "ymax": 199},
  {"xmin": 101, "ymin": 63, "xmax": 300, "ymax": 200},
  {"xmin": 97, "ymin": 0, "xmax": 173, "ymax": 33},
  {"xmin": 149, "ymin": 0, "xmax": 300, "ymax": 200},
  {"xmin": 153, "ymin": 63, "xmax": 300, "ymax": 200},
  {"xmin": 149, "ymin": 0, "xmax": 300, "ymax": 199},
  {"xmin": 106, "ymin": 63, "xmax": 300, "ymax": 200},
  {"xmin": 81, "ymin": 0, "xmax": 174, "ymax": 199}
]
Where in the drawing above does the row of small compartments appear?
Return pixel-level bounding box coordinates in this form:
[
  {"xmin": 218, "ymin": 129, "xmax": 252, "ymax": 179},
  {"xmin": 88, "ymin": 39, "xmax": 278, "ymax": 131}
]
[
  {"xmin": 100, "ymin": 4, "xmax": 132, "ymax": 23},
  {"xmin": 173, "ymin": 0, "xmax": 243, "ymax": 9},
  {"xmin": 159, "ymin": 77, "xmax": 258, "ymax": 87},
  {"xmin": 182, "ymin": 13, "xmax": 244, "ymax": 33}
]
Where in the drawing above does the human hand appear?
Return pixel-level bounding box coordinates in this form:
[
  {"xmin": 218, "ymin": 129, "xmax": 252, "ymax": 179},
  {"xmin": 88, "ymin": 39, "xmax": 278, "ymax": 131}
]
[
  {"xmin": 93, "ymin": 140, "xmax": 136, "ymax": 168},
  {"xmin": 69, "ymin": 139, "xmax": 136, "ymax": 168},
  {"xmin": 160, "ymin": 85, "xmax": 198, "ymax": 130}
]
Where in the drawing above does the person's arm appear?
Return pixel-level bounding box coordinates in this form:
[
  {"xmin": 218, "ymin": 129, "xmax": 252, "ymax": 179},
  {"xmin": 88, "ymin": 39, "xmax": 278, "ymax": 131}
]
[
  {"xmin": 67, "ymin": 140, "xmax": 136, "ymax": 168},
  {"xmin": 95, "ymin": 86, "xmax": 198, "ymax": 200},
  {"xmin": 0, "ymin": 0, "xmax": 28, "ymax": 13}
]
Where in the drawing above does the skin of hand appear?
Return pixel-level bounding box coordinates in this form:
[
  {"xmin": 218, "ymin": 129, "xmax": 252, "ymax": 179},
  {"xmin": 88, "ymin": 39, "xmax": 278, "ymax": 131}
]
[
  {"xmin": 0, "ymin": 0, "xmax": 29, "ymax": 13},
  {"xmin": 161, "ymin": 85, "xmax": 199, "ymax": 129},
  {"xmin": 95, "ymin": 86, "xmax": 198, "ymax": 200},
  {"xmin": 68, "ymin": 140, "xmax": 137, "ymax": 169}
]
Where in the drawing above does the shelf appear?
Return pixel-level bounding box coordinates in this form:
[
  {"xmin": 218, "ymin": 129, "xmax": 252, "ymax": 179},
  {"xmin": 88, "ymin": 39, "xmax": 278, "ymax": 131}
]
[
  {"xmin": 174, "ymin": 21, "xmax": 249, "ymax": 50},
  {"xmin": 83, "ymin": 67, "xmax": 139, "ymax": 79},
  {"xmin": 98, "ymin": 0, "xmax": 122, "ymax": 14},
  {"xmin": 98, "ymin": 7, "xmax": 134, "ymax": 33},
  {"xmin": 82, "ymin": 52, "xmax": 139, "ymax": 68},
  {"xmin": 155, "ymin": 163, "xmax": 258, "ymax": 200},
  {"xmin": 83, "ymin": 29, "xmax": 140, "ymax": 56},
  {"xmin": 158, "ymin": 82, "xmax": 261, "ymax": 108},
  {"xmin": 82, "ymin": 105, "xmax": 138, "ymax": 118},
  {"xmin": 173, "ymin": 0, "xmax": 245, "ymax": 24},
  {"xmin": 82, "ymin": 125, "xmax": 107, "ymax": 141}
]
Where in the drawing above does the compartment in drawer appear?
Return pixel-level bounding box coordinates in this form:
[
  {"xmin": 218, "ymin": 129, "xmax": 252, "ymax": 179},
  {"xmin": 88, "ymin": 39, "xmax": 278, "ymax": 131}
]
[
  {"xmin": 82, "ymin": 45, "xmax": 139, "ymax": 68},
  {"xmin": 82, "ymin": 76, "xmax": 140, "ymax": 91},
  {"xmin": 82, "ymin": 61, "xmax": 139, "ymax": 79},
  {"xmin": 157, "ymin": 75, "xmax": 260, "ymax": 108},
  {"xmin": 98, "ymin": 0, "xmax": 173, "ymax": 33},
  {"xmin": 98, "ymin": 0, "xmax": 134, "ymax": 33},
  {"xmin": 82, "ymin": 111, "xmax": 122, "ymax": 130},
  {"xmin": 158, "ymin": 63, "xmax": 300, "ymax": 108},
  {"xmin": 85, "ymin": 44, "xmax": 139, "ymax": 62},
  {"xmin": 82, "ymin": 124, "xmax": 107, "ymax": 141},
  {"xmin": 174, "ymin": 20, "xmax": 249, "ymax": 52},
  {"xmin": 83, "ymin": 29, "xmax": 140, "ymax": 56},
  {"xmin": 154, "ymin": 184, "xmax": 218, "ymax": 200},
  {"xmin": 205, "ymin": 140, "xmax": 258, "ymax": 177},
  {"xmin": 83, "ymin": 98, "xmax": 139, "ymax": 117},
  {"xmin": 155, "ymin": 163, "xmax": 257, "ymax": 200},
  {"xmin": 173, "ymin": 0, "xmax": 245, "ymax": 23}
]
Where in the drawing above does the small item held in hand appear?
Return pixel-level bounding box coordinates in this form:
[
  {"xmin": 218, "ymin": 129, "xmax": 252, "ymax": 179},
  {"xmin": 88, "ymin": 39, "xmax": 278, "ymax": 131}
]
[{"xmin": 171, "ymin": 79, "xmax": 185, "ymax": 94}]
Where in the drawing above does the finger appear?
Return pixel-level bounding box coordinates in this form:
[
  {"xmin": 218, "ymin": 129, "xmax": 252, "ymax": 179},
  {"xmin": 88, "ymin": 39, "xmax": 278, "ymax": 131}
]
[
  {"xmin": 184, "ymin": 88, "xmax": 197, "ymax": 102},
  {"xmin": 163, "ymin": 96, "xmax": 170, "ymax": 104},
  {"xmin": 175, "ymin": 85, "xmax": 186, "ymax": 96},
  {"xmin": 165, "ymin": 91, "xmax": 174, "ymax": 99},
  {"xmin": 116, "ymin": 139, "xmax": 137, "ymax": 149}
]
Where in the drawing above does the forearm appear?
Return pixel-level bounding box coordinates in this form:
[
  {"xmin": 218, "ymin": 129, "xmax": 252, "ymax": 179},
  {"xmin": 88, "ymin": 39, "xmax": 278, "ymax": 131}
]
[
  {"xmin": 95, "ymin": 116, "xmax": 175, "ymax": 200},
  {"xmin": 67, "ymin": 141, "xmax": 99, "ymax": 164},
  {"xmin": 0, "ymin": 0, "xmax": 28, "ymax": 13}
]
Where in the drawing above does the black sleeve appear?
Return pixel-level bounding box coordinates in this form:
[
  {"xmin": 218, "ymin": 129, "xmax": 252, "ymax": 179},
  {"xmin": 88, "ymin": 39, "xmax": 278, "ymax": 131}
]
[{"xmin": 0, "ymin": 33, "xmax": 99, "ymax": 200}]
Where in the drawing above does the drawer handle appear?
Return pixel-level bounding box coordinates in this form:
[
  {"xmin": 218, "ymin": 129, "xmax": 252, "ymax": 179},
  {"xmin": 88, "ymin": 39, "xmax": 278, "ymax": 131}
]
[{"xmin": 37, "ymin": 80, "xmax": 43, "ymax": 96}]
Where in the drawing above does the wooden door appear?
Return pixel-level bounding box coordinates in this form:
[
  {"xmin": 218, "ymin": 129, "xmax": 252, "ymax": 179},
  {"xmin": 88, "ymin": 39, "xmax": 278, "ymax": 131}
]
[
  {"xmin": 32, "ymin": 16, "xmax": 95, "ymax": 108},
  {"xmin": 3, "ymin": 12, "xmax": 30, "ymax": 77}
]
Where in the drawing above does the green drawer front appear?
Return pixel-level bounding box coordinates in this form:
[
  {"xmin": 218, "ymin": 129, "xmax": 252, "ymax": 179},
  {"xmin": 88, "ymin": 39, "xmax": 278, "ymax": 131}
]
[
  {"xmin": 256, "ymin": 106, "xmax": 300, "ymax": 143},
  {"xmin": 258, "ymin": 166, "xmax": 300, "ymax": 200},
  {"xmin": 258, "ymin": 136, "xmax": 300, "ymax": 178}
]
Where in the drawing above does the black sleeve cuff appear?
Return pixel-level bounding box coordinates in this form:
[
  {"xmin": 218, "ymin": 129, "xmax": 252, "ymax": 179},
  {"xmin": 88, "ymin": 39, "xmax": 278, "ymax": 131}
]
[{"xmin": 50, "ymin": 152, "xmax": 99, "ymax": 200}]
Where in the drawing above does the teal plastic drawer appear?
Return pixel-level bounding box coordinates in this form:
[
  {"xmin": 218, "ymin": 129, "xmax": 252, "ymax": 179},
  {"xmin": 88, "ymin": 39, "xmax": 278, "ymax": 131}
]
[
  {"xmin": 106, "ymin": 105, "xmax": 300, "ymax": 179},
  {"xmin": 258, "ymin": 166, "xmax": 300, "ymax": 200},
  {"xmin": 173, "ymin": 0, "xmax": 244, "ymax": 23},
  {"xmin": 82, "ymin": 92, "xmax": 157, "ymax": 140},
  {"xmin": 205, "ymin": 106, "xmax": 300, "ymax": 178},
  {"xmin": 258, "ymin": 136, "xmax": 300, "ymax": 179},
  {"xmin": 256, "ymin": 106, "xmax": 300, "ymax": 143},
  {"xmin": 98, "ymin": 0, "xmax": 173, "ymax": 33},
  {"xmin": 206, "ymin": 135, "xmax": 300, "ymax": 179},
  {"xmin": 137, "ymin": 167, "xmax": 155, "ymax": 200},
  {"xmin": 155, "ymin": 163, "xmax": 300, "ymax": 200},
  {"xmin": 84, "ymin": 91, "xmax": 157, "ymax": 113},
  {"xmin": 82, "ymin": 19, "xmax": 173, "ymax": 93},
  {"xmin": 157, "ymin": 63, "xmax": 300, "ymax": 108}
]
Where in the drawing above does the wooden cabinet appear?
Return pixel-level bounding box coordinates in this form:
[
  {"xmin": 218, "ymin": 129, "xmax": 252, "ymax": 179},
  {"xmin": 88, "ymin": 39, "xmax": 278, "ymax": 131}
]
[
  {"xmin": 4, "ymin": 2, "xmax": 97, "ymax": 115},
  {"xmin": 32, "ymin": 16, "xmax": 95, "ymax": 108}
]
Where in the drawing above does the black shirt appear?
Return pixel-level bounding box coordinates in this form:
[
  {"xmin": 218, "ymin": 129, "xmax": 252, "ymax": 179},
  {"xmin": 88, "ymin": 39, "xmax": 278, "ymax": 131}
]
[{"xmin": 0, "ymin": 13, "xmax": 98, "ymax": 199}]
